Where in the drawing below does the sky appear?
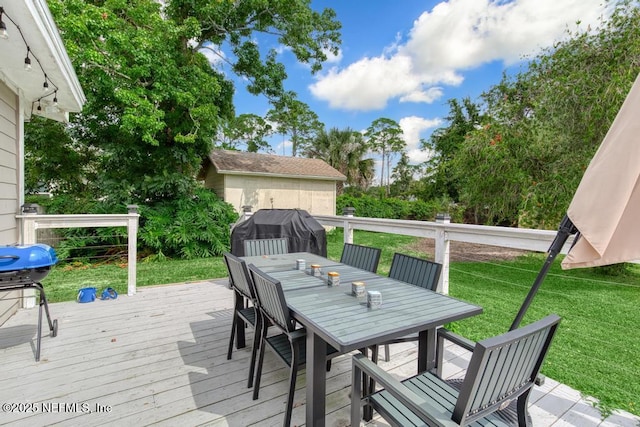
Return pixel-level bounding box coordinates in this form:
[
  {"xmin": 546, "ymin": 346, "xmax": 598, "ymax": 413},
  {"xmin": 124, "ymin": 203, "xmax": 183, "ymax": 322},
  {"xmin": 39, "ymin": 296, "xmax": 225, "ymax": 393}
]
[{"xmin": 211, "ymin": 0, "xmax": 609, "ymax": 172}]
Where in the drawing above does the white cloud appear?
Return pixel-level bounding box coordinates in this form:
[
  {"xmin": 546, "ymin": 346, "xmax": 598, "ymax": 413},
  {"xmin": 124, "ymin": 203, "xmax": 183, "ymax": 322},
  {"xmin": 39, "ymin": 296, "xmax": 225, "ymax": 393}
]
[
  {"xmin": 399, "ymin": 116, "xmax": 442, "ymax": 163},
  {"xmin": 310, "ymin": 54, "xmax": 438, "ymax": 110},
  {"xmin": 323, "ymin": 48, "xmax": 343, "ymax": 64},
  {"xmin": 399, "ymin": 87, "xmax": 444, "ymax": 104},
  {"xmin": 310, "ymin": 0, "xmax": 606, "ymax": 112},
  {"xmin": 274, "ymin": 138, "xmax": 292, "ymax": 153},
  {"xmin": 402, "ymin": 0, "xmax": 606, "ymax": 73},
  {"xmin": 275, "ymin": 45, "xmax": 291, "ymax": 55},
  {"xmin": 198, "ymin": 42, "xmax": 225, "ymax": 67}
]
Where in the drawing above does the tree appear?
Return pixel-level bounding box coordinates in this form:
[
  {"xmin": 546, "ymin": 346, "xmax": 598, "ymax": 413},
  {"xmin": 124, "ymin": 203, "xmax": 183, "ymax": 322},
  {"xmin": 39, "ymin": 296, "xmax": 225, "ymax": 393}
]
[
  {"xmin": 267, "ymin": 93, "xmax": 324, "ymax": 156},
  {"xmin": 304, "ymin": 127, "xmax": 374, "ymax": 193},
  {"xmin": 25, "ymin": 0, "xmax": 342, "ymax": 258},
  {"xmin": 450, "ymin": 0, "xmax": 640, "ymax": 227},
  {"xmin": 219, "ymin": 114, "xmax": 273, "ymax": 152},
  {"xmin": 38, "ymin": 0, "xmax": 234, "ymax": 203},
  {"xmin": 168, "ymin": 0, "xmax": 341, "ymax": 101},
  {"xmin": 365, "ymin": 118, "xmax": 405, "ymax": 196},
  {"xmin": 421, "ymin": 98, "xmax": 484, "ymax": 200},
  {"xmin": 24, "ymin": 117, "xmax": 95, "ymax": 195},
  {"xmin": 390, "ymin": 152, "xmax": 417, "ymax": 199},
  {"xmin": 29, "ymin": 0, "xmax": 340, "ymax": 202}
]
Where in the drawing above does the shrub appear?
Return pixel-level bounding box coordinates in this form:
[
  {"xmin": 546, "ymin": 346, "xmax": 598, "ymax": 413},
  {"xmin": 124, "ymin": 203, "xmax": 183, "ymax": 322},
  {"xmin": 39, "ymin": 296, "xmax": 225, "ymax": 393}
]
[
  {"xmin": 138, "ymin": 188, "xmax": 238, "ymax": 259},
  {"xmin": 26, "ymin": 188, "xmax": 238, "ymax": 260},
  {"xmin": 336, "ymin": 194, "xmax": 465, "ymax": 223}
]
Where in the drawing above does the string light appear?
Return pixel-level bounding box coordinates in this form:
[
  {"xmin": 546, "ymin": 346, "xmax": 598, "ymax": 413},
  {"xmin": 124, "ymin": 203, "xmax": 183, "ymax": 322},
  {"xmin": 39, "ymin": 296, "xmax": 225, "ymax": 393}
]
[
  {"xmin": 24, "ymin": 47, "xmax": 32, "ymax": 71},
  {"xmin": 0, "ymin": 7, "xmax": 8, "ymax": 39},
  {"xmin": 0, "ymin": 6, "xmax": 65, "ymax": 117}
]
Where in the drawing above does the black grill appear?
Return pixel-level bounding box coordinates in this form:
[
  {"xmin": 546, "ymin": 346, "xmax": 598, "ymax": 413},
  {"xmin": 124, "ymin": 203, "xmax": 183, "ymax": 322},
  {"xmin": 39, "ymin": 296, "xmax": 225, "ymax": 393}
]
[{"xmin": 231, "ymin": 209, "xmax": 327, "ymax": 257}]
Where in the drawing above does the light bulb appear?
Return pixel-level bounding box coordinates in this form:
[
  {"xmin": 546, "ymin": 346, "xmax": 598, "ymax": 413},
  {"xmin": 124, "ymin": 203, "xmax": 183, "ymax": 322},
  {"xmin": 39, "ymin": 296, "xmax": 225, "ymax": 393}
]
[{"xmin": 0, "ymin": 21, "xmax": 7, "ymax": 39}]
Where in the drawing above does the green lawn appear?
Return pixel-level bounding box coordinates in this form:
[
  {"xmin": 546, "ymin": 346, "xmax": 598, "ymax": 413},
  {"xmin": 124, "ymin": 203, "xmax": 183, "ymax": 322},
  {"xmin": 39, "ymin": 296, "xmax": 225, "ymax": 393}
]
[
  {"xmin": 448, "ymin": 254, "xmax": 639, "ymax": 417},
  {"xmin": 39, "ymin": 230, "xmax": 639, "ymax": 416}
]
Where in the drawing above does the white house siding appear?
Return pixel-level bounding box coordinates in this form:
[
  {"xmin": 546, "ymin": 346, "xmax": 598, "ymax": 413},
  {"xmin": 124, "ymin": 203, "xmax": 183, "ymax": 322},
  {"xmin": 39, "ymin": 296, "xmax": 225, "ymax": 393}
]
[
  {"xmin": 221, "ymin": 174, "xmax": 337, "ymax": 216},
  {"xmin": 0, "ymin": 80, "xmax": 21, "ymax": 325}
]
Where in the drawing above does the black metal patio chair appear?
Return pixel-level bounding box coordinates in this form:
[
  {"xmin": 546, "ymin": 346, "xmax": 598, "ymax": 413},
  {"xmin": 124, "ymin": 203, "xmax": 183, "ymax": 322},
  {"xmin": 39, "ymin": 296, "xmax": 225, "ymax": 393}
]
[
  {"xmin": 351, "ymin": 314, "xmax": 562, "ymax": 427},
  {"xmin": 247, "ymin": 264, "xmax": 339, "ymax": 427},
  {"xmin": 223, "ymin": 252, "xmax": 261, "ymax": 388},
  {"xmin": 244, "ymin": 238, "xmax": 289, "ymax": 257},
  {"xmin": 340, "ymin": 243, "xmax": 382, "ymax": 273}
]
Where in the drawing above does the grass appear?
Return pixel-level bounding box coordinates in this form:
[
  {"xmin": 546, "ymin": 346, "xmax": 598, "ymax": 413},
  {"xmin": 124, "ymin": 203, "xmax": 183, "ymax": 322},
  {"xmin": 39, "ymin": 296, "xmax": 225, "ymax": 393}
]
[
  {"xmin": 41, "ymin": 257, "xmax": 228, "ymax": 302},
  {"xmin": 449, "ymin": 254, "xmax": 639, "ymax": 417},
  {"xmin": 38, "ymin": 230, "xmax": 639, "ymax": 417}
]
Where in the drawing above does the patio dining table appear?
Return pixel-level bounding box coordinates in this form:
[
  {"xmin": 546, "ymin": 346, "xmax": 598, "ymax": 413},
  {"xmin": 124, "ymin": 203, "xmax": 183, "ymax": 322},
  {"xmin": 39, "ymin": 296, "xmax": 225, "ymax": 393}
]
[{"xmin": 241, "ymin": 252, "xmax": 482, "ymax": 426}]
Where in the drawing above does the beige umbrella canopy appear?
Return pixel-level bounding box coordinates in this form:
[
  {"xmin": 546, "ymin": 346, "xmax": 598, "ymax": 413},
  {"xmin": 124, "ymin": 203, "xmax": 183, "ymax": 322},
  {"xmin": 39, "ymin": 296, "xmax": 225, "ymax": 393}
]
[
  {"xmin": 562, "ymin": 72, "xmax": 640, "ymax": 269},
  {"xmin": 512, "ymin": 72, "xmax": 640, "ymax": 329}
]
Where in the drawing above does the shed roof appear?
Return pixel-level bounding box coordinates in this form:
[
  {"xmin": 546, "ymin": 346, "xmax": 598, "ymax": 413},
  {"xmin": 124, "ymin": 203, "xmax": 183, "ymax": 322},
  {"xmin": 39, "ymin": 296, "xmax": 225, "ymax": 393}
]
[{"xmin": 206, "ymin": 150, "xmax": 347, "ymax": 181}]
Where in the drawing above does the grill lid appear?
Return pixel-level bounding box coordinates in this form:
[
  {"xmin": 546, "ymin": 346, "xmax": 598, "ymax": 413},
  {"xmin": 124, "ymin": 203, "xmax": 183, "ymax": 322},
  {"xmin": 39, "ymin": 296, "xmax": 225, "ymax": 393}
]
[{"xmin": 0, "ymin": 244, "xmax": 59, "ymax": 272}]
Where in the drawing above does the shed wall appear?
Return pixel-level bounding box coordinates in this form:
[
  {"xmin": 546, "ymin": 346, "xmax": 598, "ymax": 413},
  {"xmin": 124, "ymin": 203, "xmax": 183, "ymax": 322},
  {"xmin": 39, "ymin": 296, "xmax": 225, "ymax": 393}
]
[
  {"xmin": 207, "ymin": 171, "xmax": 337, "ymax": 216},
  {"xmin": 0, "ymin": 80, "xmax": 21, "ymax": 325}
]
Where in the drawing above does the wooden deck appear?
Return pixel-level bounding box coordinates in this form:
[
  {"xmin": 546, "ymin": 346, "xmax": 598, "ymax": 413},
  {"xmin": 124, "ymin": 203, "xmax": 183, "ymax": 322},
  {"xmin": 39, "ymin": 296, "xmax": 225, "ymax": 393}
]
[{"xmin": 0, "ymin": 280, "xmax": 638, "ymax": 427}]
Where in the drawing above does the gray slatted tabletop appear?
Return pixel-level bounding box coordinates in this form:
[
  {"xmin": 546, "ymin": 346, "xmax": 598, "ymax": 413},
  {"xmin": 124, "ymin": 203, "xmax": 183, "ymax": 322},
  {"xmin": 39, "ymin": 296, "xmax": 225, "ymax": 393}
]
[
  {"xmin": 265, "ymin": 269, "xmax": 325, "ymax": 290},
  {"xmin": 265, "ymin": 263, "xmax": 381, "ymax": 291},
  {"xmin": 242, "ymin": 252, "xmax": 341, "ymax": 273},
  {"xmin": 284, "ymin": 274, "xmax": 482, "ymax": 353},
  {"xmin": 316, "ymin": 263, "xmax": 380, "ymax": 284}
]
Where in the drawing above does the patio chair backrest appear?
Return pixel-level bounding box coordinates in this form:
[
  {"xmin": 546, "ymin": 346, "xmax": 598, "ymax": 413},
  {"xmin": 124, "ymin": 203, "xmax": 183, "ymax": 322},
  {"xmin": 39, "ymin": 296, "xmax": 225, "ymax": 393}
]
[
  {"xmin": 340, "ymin": 243, "xmax": 382, "ymax": 273},
  {"xmin": 453, "ymin": 314, "xmax": 561, "ymax": 425},
  {"xmin": 244, "ymin": 238, "xmax": 289, "ymax": 257},
  {"xmin": 388, "ymin": 253, "xmax": 442, "ymax": 291},
  {"xmin": 247, "ymin": 264, "xmax": 295, "ymax": 333},
  {"xmin": 223, "ymin": 252, "xmax": 254, "ymax": 300}
]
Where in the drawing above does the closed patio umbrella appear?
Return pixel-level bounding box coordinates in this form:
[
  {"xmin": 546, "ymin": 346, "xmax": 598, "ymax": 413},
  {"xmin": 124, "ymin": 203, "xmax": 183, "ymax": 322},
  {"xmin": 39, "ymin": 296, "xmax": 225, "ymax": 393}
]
[
  {"xmin": 511, "ymin": 71, "xmax": 640, "ymax": 330},
  {"xmin": 561, "ymin": 72, "xmax": 640, "ymax": 269}
]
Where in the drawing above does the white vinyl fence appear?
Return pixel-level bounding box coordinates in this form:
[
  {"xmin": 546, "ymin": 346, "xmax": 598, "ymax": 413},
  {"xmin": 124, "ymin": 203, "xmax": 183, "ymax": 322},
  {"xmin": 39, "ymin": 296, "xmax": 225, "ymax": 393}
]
[
  {"xmin": 17, "ymin": 204, "xmax": 140, "ymax": 307},
  {"xmin": 311, "ymin": 210, "xmax": 576, "ymax": 294}
]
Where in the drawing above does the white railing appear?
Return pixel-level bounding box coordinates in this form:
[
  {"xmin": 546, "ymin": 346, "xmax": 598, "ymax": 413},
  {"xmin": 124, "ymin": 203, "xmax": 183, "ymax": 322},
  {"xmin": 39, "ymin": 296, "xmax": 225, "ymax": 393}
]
[
  {"xmin": 312, "ymin": 211, "xmax": 575, "ymax": 294},
  {"xmin": 17, "ymin": 205, "xmax": 140, "ymax": 307}
]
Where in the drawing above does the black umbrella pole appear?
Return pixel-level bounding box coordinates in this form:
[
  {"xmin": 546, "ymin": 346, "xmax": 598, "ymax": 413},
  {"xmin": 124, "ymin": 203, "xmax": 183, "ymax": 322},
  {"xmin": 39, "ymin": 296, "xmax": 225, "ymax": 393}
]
[{"xmin": 510, "ymin": 215, "xmax": 577, "ymax": 331}]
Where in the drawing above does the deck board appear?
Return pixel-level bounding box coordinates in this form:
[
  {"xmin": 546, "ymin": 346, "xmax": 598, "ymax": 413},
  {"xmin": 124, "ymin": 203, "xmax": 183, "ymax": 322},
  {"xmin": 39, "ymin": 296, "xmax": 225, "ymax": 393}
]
[{"xmin": 0, "ymin": 280, "xmax": 638, "ymax": 427}]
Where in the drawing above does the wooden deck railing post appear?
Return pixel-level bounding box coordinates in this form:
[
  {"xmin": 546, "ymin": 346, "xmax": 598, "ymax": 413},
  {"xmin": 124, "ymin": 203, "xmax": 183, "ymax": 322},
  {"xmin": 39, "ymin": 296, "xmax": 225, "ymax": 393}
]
[
  {"xmin": 342, "ymin": 207, "xmax": 355, "ymax": 245},
  {"xmin": 435, "ymin": 213, "xmax": 451, "ymax": 294}
]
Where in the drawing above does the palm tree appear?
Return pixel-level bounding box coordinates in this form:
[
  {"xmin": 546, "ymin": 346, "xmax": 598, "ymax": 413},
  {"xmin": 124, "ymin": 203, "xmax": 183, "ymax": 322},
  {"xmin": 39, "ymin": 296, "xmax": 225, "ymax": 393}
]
[{"xmin": 304, "ymin": 127, "xmax": 374, "ymax": 194}]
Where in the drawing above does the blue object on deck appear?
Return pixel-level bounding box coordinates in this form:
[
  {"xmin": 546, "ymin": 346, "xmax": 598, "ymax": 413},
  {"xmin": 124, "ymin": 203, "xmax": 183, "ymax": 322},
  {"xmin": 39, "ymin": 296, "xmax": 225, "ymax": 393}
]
[
  {"xmin": 77, "ymin": 287, "xmax": 97, "ymax": 303},
  {"xmin": 100, "ymin": 287, "xmax": 118, "ymax": 300}
]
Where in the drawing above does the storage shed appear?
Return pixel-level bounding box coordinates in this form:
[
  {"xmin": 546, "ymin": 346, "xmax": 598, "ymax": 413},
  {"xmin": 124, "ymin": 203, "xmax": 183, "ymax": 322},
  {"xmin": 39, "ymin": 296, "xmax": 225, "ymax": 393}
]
[{"xmin": 200, "ymin": 150, "xmax": 346, "ymax": 216}]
